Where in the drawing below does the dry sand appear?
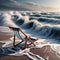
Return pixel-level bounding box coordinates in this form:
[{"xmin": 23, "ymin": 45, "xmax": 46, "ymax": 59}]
[{"xmin": 0, "ymin": 27, "xmax": 60, "ymax": 60}]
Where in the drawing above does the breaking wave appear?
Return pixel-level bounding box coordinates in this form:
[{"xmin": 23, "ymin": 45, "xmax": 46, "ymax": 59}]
[
  {"xmin": 0, "ymin": 11, "xmax": 60, "ymax": 60},
  {"xmin": 0, "ymin": 11, "xmax": 60, "ymax": 43}
]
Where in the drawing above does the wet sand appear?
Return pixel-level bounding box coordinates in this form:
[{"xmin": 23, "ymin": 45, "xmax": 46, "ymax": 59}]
[
  {"xmin": 0, "ymin": 31, "xmax": 30, "ymax": 60},
  {"xmin": 30, "ymin": 46, "xmax": 60, "ymax": 60},
  {"xmin": 0, "ymin": 27, "xmax": 60, "ymax": 60},
  {"xmin": 0, "ymin": 32, "xmax": 12, "ymax": 41},
  {"xmin": 0, "ymin": 32, "xmax": 12, "ymax": 47},
  {"xmin": 0, "ymin": 55, "xmax": 30, "ymax": 60}
]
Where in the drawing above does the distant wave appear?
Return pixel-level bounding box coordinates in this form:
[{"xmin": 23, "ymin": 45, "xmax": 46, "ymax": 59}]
[
  {"xmin": 38, "ymin": 17, "xmax": 60, "ymax": 24},
  {"xmin": 16, "ymin": 19, "xmax": 24, "ymax": 25}
]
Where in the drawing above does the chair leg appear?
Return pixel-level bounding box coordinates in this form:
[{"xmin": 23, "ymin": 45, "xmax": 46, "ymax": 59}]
[
  {"xmin": 31, "ymin": 42, "xmax": 36, "ymax": 46},
  {"xmin": 15, "ymin": 40, "xmax": 24, "ymax": 46},
  {"xmin": 28, "ymin": 42, "xmax": 35, "ymax": 47},
  {"xmin": 13, "ymin": 34, "xmax": 15, "ymax": 47},
  {"xmin": 32, "ymin": 43, "xmax": 36, "ymax": 46},
  {"xmin": 25, "ymin": 39, "xmax": 28, "ymax": 48}
]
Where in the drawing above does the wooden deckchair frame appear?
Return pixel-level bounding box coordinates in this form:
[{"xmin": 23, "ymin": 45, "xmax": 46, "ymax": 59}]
[{"xmin": 9, "ymin": 27, "xmax": 38, "ymax": 49}]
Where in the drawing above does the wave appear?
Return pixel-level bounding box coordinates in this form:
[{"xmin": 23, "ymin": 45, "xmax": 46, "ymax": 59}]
[
  {"xmin": 38, "ymin": 17, "xmax": 60, "ymax": 24},
  {"xmin": 16, "ymin": 19, "xmax": 24, "ymax": 25},
  {"xmin": 0, "ymin": 12, "xmax": 18, "ymax": 27},
  {"xmin": 22, "ymin": 22, "xmax": 60, "ymax": 42},
  {"xmin": 0, "ymin": 11, "xmax": 60, "ymax": 43},
  {"xmin": 0, "ymin": 11, "xmax": 60, "ymax": 59}
]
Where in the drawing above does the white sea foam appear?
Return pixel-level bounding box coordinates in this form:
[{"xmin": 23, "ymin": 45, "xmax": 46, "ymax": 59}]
[{"xmin": 0, "ymin": 37, "xmax": 59, "ymax": 60}]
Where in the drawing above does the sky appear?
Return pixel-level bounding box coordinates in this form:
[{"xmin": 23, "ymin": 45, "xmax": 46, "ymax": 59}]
[
  {"xmin": 0, "ymin": 0, "xmax": 60, "ymax": 11},
  {"xmin": 17, "ymin": 0, "xmax": 60, "ymax": 8}
]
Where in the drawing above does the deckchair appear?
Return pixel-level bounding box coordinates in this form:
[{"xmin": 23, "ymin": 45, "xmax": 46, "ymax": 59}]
[{"xmin": 9, "ymin": 27, "xmax": 38, "ymax": 49}]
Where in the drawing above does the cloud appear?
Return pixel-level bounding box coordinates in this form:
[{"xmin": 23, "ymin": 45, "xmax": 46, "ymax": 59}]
[
  {"xmin": 0, "ymin": 0, "xmax": 59, "ymax": 11},
  {"xmin": 0, "ymin": 0, "xmax": 29, "ymax": 10}
]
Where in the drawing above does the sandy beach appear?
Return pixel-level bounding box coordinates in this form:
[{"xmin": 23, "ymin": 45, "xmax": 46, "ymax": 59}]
[
  {"xmin": 30, "ymin": 46, "xmax": 60, "ymax": 60},
  {"xmin": 0, "ymin": 29, "xmax": 30, "ymax": 60},
  {"xmin": 0, "ymin": 27, "xmax": 60, "ymax": 60}
]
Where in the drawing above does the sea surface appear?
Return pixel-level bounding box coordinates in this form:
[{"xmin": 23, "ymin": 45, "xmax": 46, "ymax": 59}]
[{"xmin": 0, "ymin": 11, "xmax": 60, "ymax": 60}]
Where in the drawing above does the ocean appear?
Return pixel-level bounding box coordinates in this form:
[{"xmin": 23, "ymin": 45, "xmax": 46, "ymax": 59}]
[{"xmin": 0, "ymin": 11, "xmax": 60, "ymax": 60}]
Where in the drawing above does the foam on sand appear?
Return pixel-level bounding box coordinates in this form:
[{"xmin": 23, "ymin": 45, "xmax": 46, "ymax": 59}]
[{"xmin": 0, "ymin": 37, "xmax": 60, "ymax": 60}]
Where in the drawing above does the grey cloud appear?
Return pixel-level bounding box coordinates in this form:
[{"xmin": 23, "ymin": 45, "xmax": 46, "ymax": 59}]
[
  {"xmin": 0, "ymin": 0, "xmax": 57, "ymax": 11},
  {"xmin": 0, "ymin": 0, "xmax": 30, "ymax": 10}
]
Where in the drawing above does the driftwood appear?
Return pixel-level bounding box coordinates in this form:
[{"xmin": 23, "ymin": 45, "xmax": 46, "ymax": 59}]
[{"xmin": 9, "ymin": 26, "xmax": 38, "ymax": 49}]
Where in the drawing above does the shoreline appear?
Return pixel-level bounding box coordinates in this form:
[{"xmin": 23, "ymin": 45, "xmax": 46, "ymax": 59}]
[{"xmin": 0, "ymin": 26, "xmax": 60, "ymax": 60}]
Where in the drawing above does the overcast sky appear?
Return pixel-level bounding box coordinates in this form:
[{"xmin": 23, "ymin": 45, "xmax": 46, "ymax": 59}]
[
  {"xmin": 0, "ymin": 0, "xmax": 60, "ymax": 11},
  {"xmin": 17, "ymin": 0, "xmax": 60, "ymax": 8}
]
